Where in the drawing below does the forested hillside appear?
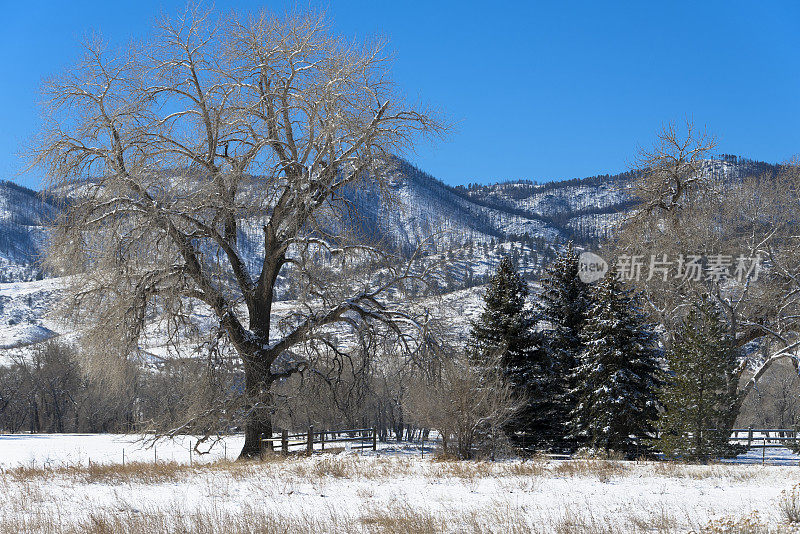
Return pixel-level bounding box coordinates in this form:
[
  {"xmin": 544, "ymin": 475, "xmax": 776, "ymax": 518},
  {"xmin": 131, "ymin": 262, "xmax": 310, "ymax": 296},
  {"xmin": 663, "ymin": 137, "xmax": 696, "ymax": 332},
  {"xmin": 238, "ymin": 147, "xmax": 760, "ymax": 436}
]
[{"xmin": 0, "ymin": 155, "xmax": 777, "ymax": 285}]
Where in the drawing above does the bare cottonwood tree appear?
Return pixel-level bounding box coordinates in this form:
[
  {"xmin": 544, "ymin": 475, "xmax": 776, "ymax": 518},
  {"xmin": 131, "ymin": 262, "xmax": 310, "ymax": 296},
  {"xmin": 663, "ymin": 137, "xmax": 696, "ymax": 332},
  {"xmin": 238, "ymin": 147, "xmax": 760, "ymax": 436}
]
[
  {"xmin": 614, "ymin": 120, "xmax": 720, "ymax": 343},
  {"xmin": 630, "ymin": 119, "xmax": 718, "ymax": 216},
  {"xmin": 615, "ymin": 121, "xmax": 800, "ymax": 423},
  {"xmin": 32, "ymin": 7, "xmax": 445, "ymax": 457},
  {"xmin": 724, "ymin": 165, "xmax": 800, "ymax": 415}
]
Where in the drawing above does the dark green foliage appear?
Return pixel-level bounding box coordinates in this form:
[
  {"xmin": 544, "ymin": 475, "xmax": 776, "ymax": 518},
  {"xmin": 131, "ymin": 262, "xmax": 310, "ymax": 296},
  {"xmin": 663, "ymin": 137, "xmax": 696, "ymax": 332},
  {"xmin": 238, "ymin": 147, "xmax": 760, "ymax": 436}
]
[
  {"xmin": 535, "ymin": 243, "xmax": 592, "ymax": 447},
  {"xmin": 567, "ymin": 275, "xmax": 662, "ymax": 455},
  {"xmin": 656, "ymin": 299, "xmax": 740, "ymax": 461},
  {"xmin": 471, "ymin": 256, "xmax": 552, "ymax": 444}
]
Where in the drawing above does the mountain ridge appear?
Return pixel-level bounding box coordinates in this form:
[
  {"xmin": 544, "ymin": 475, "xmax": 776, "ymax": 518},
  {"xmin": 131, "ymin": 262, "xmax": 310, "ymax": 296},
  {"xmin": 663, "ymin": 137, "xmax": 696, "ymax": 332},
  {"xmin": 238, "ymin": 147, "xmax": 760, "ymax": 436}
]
[{"xmin": 0, "ymin": 154, "xmax": 779, "ymax": 283}]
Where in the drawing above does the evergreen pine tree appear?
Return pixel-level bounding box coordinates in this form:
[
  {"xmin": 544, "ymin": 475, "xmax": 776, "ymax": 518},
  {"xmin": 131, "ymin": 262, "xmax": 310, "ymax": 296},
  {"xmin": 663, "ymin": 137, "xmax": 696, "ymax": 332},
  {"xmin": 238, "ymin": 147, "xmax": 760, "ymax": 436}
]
[
  {"xmin": 471, "ymin": 256, "xmax": 551, "ymax": 444},
  {"xmin": 536, "ymin": 243, "xmax": 592, "ymax": 448},
  {"xmin": 655, "ymin": 299, "xmax": 739, "ymax": 461},
  {"xmin": 567, "ymin": 275, "xmax": 662, "ymax": 455}
]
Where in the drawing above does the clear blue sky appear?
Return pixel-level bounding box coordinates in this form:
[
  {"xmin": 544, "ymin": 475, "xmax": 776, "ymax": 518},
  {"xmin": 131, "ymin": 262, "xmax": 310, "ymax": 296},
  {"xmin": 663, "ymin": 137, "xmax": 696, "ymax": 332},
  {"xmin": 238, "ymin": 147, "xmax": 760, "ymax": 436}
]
[{"xmin": 2, "ymin": 1, "xmax": 799, "ymax": 189}]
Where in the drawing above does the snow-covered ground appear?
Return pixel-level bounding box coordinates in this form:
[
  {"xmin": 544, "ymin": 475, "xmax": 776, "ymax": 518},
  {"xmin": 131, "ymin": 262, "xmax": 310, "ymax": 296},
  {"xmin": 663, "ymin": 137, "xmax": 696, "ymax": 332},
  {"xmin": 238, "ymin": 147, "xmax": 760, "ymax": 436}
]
[
  {"xmin": 0, "ymin": 434, "xmax": 799, "ymax": 532},
  {"xmin": 0, "ymin": 434, "xmax": 243, "ymax": 467},
  {"xmin": 1, "ymin": 433, "xmax": 796, "ymax": 469},
  {"xmin": 724, "ymin": 446, "xmax": 800, "ymax": 466}
]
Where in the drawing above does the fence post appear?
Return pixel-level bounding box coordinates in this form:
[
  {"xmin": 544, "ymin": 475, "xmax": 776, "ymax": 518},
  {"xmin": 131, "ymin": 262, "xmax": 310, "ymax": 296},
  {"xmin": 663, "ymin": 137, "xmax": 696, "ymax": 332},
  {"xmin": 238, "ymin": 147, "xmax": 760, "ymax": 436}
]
[
  {"xmin": 307, "ymin": 425, "xmax": 314, "ymax": 455},
  {"xmin": 372, "ymin": 428, "xmax": 377, "ymax": 451},
  {"xmin": 281, "ymin": 429, "xmax": 289, "ymax": 455},
  {"xmin": 763, "ymin": 438, "xmax": 766, "ymax": 465},
  {"xmin": 321, "ymin": 430, "xmax": 325, "ymax": 451},
  {"xmin": 747, "ymin": 426, "xmax": 753, "ymax": 448}
]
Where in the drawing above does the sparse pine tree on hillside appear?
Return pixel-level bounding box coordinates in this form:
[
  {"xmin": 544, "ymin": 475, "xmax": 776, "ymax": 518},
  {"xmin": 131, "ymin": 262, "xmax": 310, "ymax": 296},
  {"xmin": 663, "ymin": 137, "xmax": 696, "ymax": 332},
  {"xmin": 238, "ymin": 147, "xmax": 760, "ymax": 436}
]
[
  {"xmin": 471, "ymin": 256, "xmax": 552, "ymax": 445},
  {"xmin": 567, "ymin": 275, "xmax": 661, "ymax": 455},
  {"xmin": 536, "ymin": 243, "xmax": 592, "ymax": 447},
  {"xmin": 656, "ymin": 299, "xmax": 740, "ymax": 461}
]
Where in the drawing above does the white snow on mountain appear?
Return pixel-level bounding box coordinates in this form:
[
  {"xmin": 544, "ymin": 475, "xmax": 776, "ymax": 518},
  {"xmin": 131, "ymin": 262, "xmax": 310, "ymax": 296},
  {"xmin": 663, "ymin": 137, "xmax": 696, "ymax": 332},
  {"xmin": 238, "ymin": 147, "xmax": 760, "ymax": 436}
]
[{"xmin": 0, "ymin": 155, "xmax": 776, "ymax": 355}]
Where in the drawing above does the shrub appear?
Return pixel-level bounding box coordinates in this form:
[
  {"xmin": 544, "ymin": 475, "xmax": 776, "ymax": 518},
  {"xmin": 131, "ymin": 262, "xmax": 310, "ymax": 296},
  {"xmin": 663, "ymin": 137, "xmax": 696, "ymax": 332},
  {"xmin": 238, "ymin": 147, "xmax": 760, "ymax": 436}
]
[{"xmin": 780, "ymin": 483, "xmax": 800, "ymax": 524}]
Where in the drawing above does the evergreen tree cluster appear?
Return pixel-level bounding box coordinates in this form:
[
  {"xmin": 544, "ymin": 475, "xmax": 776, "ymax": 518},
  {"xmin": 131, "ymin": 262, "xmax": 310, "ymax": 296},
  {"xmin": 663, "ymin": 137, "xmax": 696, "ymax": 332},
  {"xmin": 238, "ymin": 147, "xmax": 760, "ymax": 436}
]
[
  {"xmin": 566, "ymin": 275, "xmax": 661, "ymax": 454},
  {"xmin": 471, "ymin": 257, "xmax": 551, "ymax": 441},
  {"xmin": 472, "ymin": 245, "xmax": 663, "ymax": 456},
  {"xmin": 472, "ymin": 245, "xmax": 742, "ymax": 459}
]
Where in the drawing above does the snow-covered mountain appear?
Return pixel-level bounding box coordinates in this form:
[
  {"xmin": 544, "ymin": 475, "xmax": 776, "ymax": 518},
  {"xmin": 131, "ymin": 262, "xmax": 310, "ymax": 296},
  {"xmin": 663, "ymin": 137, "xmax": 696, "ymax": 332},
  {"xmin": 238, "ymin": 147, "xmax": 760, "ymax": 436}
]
[
  {"xmin": 0, "ymin": 155, "xmax": 776, "ymax": 284},
  {"xmin": 0, "ymin": 181, "xmax": 58, "ymax": 282},
  {"xmin": 0, "ymin": 155, "xmax": 778, "ymax": 352},
  {"xmin": 0, "ymin": 158, "xmax": 607, "ymax": 284}
]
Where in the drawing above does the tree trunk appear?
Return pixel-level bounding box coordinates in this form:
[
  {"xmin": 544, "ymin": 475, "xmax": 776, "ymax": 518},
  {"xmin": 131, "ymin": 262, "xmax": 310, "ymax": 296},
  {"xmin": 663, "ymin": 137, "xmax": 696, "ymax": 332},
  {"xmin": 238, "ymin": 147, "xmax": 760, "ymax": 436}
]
[
  {"xmin": 240, "ymin": 411, "xmax": 272, "ymax": 459},
  {"xmin": 238, "ymin": 250, "xmax": 282, "ymax": 460},
  {"xmin": 238, "ymin": 364, "xmax": 274, "ymax": 459},
  {"xmin": 30, "ymin": 397, "xmax": 39, "ymax": 433}
]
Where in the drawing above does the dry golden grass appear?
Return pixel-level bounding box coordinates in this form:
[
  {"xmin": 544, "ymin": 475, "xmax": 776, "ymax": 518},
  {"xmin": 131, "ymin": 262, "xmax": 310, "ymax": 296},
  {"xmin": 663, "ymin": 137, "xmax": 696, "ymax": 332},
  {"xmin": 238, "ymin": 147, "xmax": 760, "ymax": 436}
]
[
  {"xmin": 0, "ymin": 453, "xmax": 762, "ymax": 488},
  {"xmin": 284, "ymin": 455, "xmax": 410, "ymax": 481},
  {"xmin": 0, "ymin": 500, "xmax": 690, "ymax": 534},
  {"xmin": 0, "ymin": 505, "xmax": 331, "ymax": 534},
  {"xmin": 552, "ymin": 459, "xmax": 629, "ymax": 481},
  {"xmin": 501, "ymin": 458, "xmax": 547, "ymax": 477},
  {"xmin": 289, "ymin": 456, "xmax": 359, "ymax": 479},
  {"xmin": 361, "ymin": 502, "xmax": 443, "ymax": 533},
  {"xmin": 651, "ymin": 461, "xmax": 760, "ymax": 482},
  {"xmin": 3, "ymin": 460, "xmax": 193, "ymax": 484},
  {"xmin": 779, "ymin": 484, "xmax": 800, "ymax": 524},
  {"xmin": 698, "ymin": 510, "xmax": 797, "ymax": 534},
  {"xmin": 429, "ymin": 459, "xmax": 494, "ymax": 480},
  {"xmin": 0, "ymin": 458, "xmax": 273, "ymax": 485},
  {"xmin": 0, "ymin": 453, "xmax": 795, "ymax": 533}
]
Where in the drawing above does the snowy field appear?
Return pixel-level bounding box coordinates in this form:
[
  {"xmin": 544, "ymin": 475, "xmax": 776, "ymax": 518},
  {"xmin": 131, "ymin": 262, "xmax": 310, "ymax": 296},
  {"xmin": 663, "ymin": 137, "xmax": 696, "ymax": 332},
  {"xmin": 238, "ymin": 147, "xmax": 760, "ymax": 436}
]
[
  {"xmin": 1, "ymin": 434, "xmax": 800, "ymax": 532},
  {"xmin": 0, "ymin": 433, "xmax": 244, "ymax": 467}
]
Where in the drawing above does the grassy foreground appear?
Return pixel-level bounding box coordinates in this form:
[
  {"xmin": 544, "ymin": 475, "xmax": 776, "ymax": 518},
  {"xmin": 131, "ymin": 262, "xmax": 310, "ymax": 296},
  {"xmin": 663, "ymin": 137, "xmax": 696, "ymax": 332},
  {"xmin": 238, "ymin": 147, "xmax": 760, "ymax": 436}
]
[{"xmin": 1, "ymin": 453, "xmax": 799, "ymax": 533}]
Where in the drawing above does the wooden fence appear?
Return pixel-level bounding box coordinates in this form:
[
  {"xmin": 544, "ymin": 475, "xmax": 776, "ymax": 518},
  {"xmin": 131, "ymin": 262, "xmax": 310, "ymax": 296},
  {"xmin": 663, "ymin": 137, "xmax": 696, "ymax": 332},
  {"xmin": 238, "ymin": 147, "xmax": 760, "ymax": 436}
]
[
  {"xmin": 729, "ymin": 428, "xmax": 797, "ymax": 448},
  {"xmin": 258, "ymin": 427, "xmax": 797, "ymax": 458},
  {"xmin": 261, "ymin": 426, "xmax": 377, "ymax": 455}
]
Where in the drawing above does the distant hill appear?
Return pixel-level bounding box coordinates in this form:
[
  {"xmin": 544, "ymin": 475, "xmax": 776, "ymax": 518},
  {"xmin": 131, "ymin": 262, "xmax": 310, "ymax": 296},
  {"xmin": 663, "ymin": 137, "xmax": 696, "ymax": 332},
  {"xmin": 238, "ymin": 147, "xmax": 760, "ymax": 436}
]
[
  {"xmin": 0, "ymin": 181, "xmax": 58, "ymax": 282},
  {"xmin": 0, "ymin": 155, "xmax": 778, "ymax": 284}
]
